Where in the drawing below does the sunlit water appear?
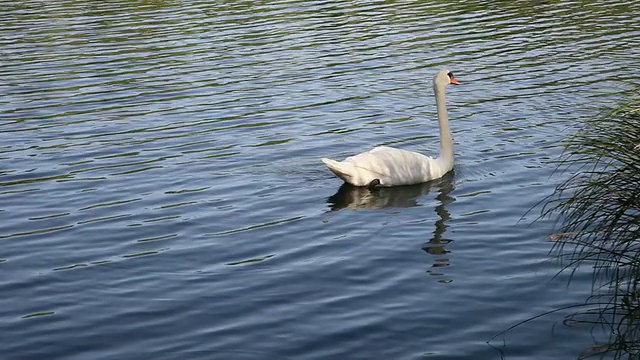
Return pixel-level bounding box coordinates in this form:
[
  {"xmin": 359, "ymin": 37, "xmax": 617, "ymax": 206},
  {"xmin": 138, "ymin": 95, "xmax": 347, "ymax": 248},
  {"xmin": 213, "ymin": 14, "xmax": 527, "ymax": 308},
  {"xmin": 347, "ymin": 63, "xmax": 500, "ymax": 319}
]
[{"xmin": 1, "ymin": 1, "xmax": 639, "ymax": 359}]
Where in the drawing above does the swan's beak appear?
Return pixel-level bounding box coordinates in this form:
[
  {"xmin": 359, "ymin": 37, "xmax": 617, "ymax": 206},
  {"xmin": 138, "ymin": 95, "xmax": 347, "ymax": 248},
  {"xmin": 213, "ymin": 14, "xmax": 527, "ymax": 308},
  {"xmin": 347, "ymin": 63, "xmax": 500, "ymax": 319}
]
[{"xmin": 450, "ymin": 76, "xmax": 460, "ymax": 85}]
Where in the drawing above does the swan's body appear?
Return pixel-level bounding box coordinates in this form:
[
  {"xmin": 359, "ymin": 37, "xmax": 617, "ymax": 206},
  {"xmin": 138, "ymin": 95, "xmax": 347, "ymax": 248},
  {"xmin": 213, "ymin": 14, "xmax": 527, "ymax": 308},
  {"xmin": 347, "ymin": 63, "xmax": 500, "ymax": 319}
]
[{"xmin": 322, "ymin": 69, "xmax": 460, "ymax": 187}]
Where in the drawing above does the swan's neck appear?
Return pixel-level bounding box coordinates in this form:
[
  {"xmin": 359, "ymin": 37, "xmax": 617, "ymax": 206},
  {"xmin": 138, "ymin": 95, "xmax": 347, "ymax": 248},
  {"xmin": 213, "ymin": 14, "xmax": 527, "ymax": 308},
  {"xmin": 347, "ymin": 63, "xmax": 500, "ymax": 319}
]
[{"xmin": 434, "ymin": 84, "xmax": 453, "ymax": 164}]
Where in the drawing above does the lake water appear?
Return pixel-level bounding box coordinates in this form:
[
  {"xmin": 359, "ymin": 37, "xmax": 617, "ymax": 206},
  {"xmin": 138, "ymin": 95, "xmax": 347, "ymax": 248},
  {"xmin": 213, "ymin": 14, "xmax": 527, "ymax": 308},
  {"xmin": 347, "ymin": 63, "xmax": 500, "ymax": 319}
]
[{"xmin": 1, "ymin": 1, "xmax": 639, "ymax": 359}]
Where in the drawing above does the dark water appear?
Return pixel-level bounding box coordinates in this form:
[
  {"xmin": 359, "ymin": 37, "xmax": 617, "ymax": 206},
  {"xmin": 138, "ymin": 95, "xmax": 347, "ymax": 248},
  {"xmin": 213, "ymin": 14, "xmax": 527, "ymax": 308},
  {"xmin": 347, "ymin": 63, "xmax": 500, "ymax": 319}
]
[{"xmin": 1, "ymin": 1, "xmax": 639, "ymax": 359}]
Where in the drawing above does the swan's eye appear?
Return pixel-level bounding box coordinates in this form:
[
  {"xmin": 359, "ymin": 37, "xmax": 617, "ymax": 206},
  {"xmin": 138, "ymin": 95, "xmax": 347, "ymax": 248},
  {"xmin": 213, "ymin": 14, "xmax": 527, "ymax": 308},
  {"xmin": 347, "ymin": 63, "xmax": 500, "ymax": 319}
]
[{"xmin": 447, "ymin": 72, "xmax": 454, "ymax": 78}]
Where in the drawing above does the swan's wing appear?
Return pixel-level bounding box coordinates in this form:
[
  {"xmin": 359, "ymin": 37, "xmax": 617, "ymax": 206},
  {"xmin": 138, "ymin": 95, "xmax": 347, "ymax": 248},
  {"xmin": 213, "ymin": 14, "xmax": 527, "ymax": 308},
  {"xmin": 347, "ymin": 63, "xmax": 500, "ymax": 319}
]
[
  {"xmin": 369, "ymin": 145, "xmax": 396, "ymax": 154},
  {"xmin": 343, "ymin": 147, "xmax": 439, "ymax": 186}
]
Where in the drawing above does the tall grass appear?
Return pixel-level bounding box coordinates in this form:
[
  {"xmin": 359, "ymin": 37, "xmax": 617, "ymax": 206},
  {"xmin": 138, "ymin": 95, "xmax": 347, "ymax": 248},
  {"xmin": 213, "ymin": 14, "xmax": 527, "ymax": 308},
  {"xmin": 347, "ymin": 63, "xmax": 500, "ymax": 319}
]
[{"xmin": 544, "ymin": 95, "xmax": 640, "ymax": 359}]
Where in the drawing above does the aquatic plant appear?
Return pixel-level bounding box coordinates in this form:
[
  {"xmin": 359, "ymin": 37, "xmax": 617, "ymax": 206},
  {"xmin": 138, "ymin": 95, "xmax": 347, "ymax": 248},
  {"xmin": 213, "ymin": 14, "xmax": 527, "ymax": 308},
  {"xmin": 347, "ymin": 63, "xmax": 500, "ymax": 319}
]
[{"xmin": 544, "ymin": 95, "xmax": 640, "ymax": 359}]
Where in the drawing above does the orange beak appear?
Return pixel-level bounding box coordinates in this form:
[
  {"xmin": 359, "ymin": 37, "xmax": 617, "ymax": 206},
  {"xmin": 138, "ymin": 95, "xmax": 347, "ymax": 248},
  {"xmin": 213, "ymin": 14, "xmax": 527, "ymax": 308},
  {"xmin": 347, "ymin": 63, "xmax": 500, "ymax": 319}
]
[{"xmin": 450, "ymin": 76, "xmax": 460, "ymax": 85}]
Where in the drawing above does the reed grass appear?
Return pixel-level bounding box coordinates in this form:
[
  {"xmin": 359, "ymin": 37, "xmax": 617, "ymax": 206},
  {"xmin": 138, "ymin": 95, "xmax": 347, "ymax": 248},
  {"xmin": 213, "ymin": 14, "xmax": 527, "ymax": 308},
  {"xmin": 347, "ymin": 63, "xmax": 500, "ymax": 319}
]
[{"xmin": 543, "ymin": 95, "xmax": 640, "ymax": 359}]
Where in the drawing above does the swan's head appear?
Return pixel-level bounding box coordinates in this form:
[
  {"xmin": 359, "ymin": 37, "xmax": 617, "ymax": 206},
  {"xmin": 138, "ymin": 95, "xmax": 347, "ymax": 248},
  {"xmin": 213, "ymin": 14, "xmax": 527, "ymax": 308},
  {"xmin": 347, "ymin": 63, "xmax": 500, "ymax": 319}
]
[{"xmin": 433, "ymin": 69, "xmax": 460, "ymax": 88}]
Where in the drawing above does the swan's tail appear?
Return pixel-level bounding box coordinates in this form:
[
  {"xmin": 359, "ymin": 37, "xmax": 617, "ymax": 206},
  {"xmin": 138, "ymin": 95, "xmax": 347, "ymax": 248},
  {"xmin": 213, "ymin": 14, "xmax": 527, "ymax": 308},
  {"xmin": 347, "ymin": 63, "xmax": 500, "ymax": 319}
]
[{"xmin": 321, "ymin": 158, "xmax": 353, "ymax": 183}]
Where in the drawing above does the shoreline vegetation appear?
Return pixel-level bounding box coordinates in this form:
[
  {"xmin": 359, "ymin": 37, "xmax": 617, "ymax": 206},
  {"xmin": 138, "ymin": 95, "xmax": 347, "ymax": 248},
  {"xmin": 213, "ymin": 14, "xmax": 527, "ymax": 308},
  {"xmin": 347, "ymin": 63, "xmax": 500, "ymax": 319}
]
[
  {"xmin": 547, "ymin": 94, "xmax": 640, "ymax": 359},
  {"xmin": 490, "ymin": 94, "xmax": 639, "ymax": 358}
]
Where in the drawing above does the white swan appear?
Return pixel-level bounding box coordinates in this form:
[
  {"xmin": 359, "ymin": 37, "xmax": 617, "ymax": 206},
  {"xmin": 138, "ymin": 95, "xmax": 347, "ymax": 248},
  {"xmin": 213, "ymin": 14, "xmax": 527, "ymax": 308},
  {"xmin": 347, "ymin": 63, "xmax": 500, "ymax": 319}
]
[{"xmin": 322, "ymin": 69, "xmax": 460, "ymax": 188}]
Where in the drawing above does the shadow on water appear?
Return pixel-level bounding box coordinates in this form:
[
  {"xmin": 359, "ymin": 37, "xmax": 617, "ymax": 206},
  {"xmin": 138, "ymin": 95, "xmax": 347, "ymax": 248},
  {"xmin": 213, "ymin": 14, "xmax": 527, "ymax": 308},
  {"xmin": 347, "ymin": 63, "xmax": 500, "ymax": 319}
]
[
  {"xmin": 327, "ymin": 173, "xmax": 456, "ymax": 282},
  {"xmin": 523, "ymin": 95, "xmax": 640, "ymax": 359},
  {"xmin": 326, "ymin": 172, "xmax": 454, "ymax": 211}
]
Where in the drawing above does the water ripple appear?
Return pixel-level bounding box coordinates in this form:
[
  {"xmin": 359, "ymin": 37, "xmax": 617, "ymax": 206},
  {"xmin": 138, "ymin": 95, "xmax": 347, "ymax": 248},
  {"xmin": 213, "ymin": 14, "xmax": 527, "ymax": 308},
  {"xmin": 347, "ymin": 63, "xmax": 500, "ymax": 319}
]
[{"xmin": 1, "ymin": 0, "xmax": 640, "ymax": 359}]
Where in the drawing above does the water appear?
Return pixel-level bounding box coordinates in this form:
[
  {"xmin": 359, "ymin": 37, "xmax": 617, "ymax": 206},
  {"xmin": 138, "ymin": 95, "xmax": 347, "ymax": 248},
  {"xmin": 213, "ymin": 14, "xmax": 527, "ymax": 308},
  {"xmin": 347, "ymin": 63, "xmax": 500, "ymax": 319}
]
[{"xmin": 1, "ymin": 1, "xmax": 639, "ymax": 359}]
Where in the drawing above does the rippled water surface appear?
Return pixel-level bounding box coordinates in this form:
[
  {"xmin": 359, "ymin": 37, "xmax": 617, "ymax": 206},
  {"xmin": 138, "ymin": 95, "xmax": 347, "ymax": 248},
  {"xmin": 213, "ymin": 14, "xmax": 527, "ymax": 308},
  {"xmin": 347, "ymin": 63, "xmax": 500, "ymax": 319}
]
[{"xmin": 2, "ymin": 1, "xmax": 639, "ymax": 359}]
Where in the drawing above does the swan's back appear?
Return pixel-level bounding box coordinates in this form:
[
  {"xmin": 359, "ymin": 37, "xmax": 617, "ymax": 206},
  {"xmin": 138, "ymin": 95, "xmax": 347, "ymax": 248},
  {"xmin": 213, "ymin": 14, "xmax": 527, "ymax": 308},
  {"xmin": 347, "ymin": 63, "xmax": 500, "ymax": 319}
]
[{"xmin": 322, "ymin": 146, "xmax": 451, "ymax": 187}]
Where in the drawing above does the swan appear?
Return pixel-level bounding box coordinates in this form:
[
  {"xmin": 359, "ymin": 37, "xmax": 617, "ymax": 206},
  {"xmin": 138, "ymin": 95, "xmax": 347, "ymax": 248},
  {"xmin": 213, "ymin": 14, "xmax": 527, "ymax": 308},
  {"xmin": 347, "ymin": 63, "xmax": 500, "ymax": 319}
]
[{"xmin": 321, "ymin": 69, "xmax": 460, "ymax": 188}]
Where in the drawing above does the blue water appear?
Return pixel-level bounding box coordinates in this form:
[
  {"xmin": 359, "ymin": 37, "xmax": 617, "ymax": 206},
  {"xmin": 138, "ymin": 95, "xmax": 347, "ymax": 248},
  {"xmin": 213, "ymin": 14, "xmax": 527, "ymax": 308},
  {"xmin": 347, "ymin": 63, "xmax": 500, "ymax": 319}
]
[{"xmin": 1, "ymin": 1, "xmax": 639, "ymax": 359}]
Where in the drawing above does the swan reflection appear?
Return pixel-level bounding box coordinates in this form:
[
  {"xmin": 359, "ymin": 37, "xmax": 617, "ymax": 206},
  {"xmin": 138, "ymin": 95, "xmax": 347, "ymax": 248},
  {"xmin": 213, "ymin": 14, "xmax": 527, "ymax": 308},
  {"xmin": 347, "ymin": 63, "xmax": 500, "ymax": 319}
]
[
  {"xmin": 422, "ymin": 178, "xmax": 455, "ymax": 283},
  {"xmin": 327, "ymin": 172, "xmax": 453, "ymax": 211},
  {"xmin": 327, "ymin": 174, "xmax": 456, "ymax": 282}
]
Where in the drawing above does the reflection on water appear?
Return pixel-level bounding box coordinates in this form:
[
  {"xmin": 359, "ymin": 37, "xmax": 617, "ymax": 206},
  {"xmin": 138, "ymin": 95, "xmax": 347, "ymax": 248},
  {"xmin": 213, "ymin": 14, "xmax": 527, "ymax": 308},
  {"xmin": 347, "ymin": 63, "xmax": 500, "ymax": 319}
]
[
  {"xmin": 423, "ymin": 178, "xmax": 455, "ymax": 282},
  {"xmin": 326, "ymin": 173, "xmax": 454, "ymax": 211},
  {"xmin": 328, "ymin": 173, "xmax": 456, "ymax": 282}
]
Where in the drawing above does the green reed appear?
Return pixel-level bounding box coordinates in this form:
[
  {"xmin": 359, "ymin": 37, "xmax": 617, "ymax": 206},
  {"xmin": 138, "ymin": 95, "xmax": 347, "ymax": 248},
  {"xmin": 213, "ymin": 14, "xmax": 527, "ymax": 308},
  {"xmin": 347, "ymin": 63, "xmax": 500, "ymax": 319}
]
[{"xmin": 544, "ymin": 96, "xmax": 640, "ymax": 359}]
